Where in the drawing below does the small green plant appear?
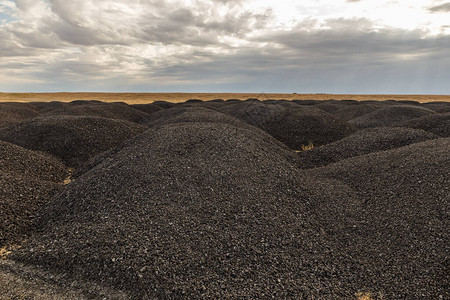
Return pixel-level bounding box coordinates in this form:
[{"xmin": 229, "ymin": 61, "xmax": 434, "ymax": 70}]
[{"xmin": 301, "ymin": 142, "xmax": 314, "ymax": 151}]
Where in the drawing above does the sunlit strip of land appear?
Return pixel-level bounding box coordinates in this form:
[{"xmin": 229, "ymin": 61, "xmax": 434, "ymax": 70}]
[{"xmin": 1, "ymin": 93, "xmax": 449, "ymax": 104}]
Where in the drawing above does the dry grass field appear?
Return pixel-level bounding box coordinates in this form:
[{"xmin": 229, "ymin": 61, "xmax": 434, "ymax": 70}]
[{"xmin": 1, "ymin": 92, "xmax": 449, "ymax": 104}]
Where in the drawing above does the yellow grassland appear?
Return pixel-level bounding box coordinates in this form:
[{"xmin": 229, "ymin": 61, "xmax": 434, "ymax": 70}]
[{"xmin": 1, "ymin": 92, "xmax": 449, "ymax": 104}]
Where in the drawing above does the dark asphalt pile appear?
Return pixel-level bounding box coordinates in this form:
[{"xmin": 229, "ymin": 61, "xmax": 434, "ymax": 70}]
[
  {"xmin": 0, "ymin": 115, "xmax": 147, "ymax": 167},
  {"xmin": 314, "ymin": 101, "xmax": 348, "ymax": 113},
  {"xmin": 0, "ymin": 141, "xmax": 66, "ymax": 246},
  {"xmin": 152, "ymin": 100, "xmax": 177, "ymax": 109},
  {"xmin": 42, "ymin": 101, "xmax": 150, "ymax": 123},
  {"xmin": 400, "ymin": 112, "xmax": 450, "ymax": 137},
  {"xmin": 349, "ymin": 105, "xmax": 435, "ymax": 128},
  {"xmin": 10, "ymin": 118, "xmax": 365, "ymax": 298},
  {"xmin": 0, "ymin": 102, "xmax": 40, "ymax": 128},
  {"xmin": 333, "ymin": 103, "xmax": 386, "ymax": 122},
  {"xmin": 1, "ymin": 99, "xmax": 448, "ymax": 299},
  {"xmin": 143, "ymin": 106, "xmax": 248, "ymax": 129},
  {"xmin": 307, "ymin": 138, "xmax": 450, "ymax": 298},
  {"xmin": 219, "ymin": 102, "xmax": 354, "ymax": 149},
  {"xmin": 130, "ymin": 103, "xmax": 163, "ymax": 115},
  {"xmin": 422, "ymin": 101, "xmax": 450, "ymax": 113},
  {"xmin": 297, "ymin": 127, "xmax": 437, "ymax": 168}
]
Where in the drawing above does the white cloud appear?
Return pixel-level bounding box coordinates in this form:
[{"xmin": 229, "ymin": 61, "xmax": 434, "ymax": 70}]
[{"xmin": 0, "ymin": 0, "xmax": 449, "ymax": 93}]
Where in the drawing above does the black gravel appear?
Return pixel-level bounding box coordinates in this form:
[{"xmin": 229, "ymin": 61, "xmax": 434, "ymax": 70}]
[
  {"xmin": 0, "ymin": 141, "xmax": 66, "ymax": 246},
  {"xmin": 219, "ymin": 102, "xmax": 354, "ymax": 149},
  {"xmin": 0, "ymin": 102, "xmax": 40, "ymax": 128},
  {"xmin": 307, "ymin": 138, "xmax": 450, "ymax": 298},
  {"xmin": 143, "ymin": 106, "xmax": 247, "ymax": 128},
  {"xmin": 421, "ymin": 101, "xmax": 450, "ymax": 113},
  {"xmin": 400, "ymin": 112, "xmax": 450, "ymax": 137},
  {"xmin": 0, "ymin": 115, "xmax": 147, "ymax": 167},
  {"xmin": 333, "ymin": 103, "xmax": 386, "ymax": 122},
  {"xmin": 349, "ymin": 105, "xmax": 436, "ymax": 128},
  {"xmin": 1, "ymin": 99, "xmax": 448, "ymax": 299},
  {"xmin": 130, "ymin": 103, "xmax": 163, "ymax": 115},
  {"xmin": 11, "ymin": 119, "xmax": 365, "ymax": 298},
  {"xmin": 297, "ymin": 127, "xmax": 437, "ymax": 168},
  {"xmin": 42, "ymin": 101, "xmax": 150, "ymax": 123}
]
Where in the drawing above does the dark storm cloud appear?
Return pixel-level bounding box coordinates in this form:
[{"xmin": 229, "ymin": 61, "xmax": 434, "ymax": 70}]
[{"xmin": 429, "ymin": 2, "xmax": 450, "ymax": 12}]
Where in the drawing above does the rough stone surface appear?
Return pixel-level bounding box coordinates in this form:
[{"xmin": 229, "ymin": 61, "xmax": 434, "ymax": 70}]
[
  {"xmin": 0, "ymin": 141, "xmax": 66, "ymax": 246},
  {"xmin": 308, "ymin": 138, "xmax": 450, "ymax": 299},
  {"xmin": 220, "ymin": 102, "xmax": 354, "ymax": 149},
  {"xmin": 0, "ymin": 116, "xmax": 147, "ymax": 167},
  {"xmin": 1, "ymin": 99, "xmax": 448, "ymax": 299},
  {"xmin": 297, "ymin": 127, "xmax": 437, "ymax": 168},
  {"xmin": 400, "ymin": 112, "xmax": 450, "ymax": 137},
  {"xmin": 349, "ymin": 105, "xmax": 435, "ymax": 128},
  {"xmin": 42, "ymin": 101, "xmax": 150, "ymax": 123},
  {"xmin": 0, "ymin": 103, "xmax": 39, "ymax": 128}
]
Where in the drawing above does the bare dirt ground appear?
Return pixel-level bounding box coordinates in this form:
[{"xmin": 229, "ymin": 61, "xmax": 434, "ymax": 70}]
[{"xmin": 1, "ymin": 92, "xmax": 449, "ymax": 104}]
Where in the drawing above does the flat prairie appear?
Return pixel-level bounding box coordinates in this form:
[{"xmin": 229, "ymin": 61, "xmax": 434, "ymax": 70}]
[{"xmin": 0, "ymin": 92, "xmax": 449, "ymax": 103}]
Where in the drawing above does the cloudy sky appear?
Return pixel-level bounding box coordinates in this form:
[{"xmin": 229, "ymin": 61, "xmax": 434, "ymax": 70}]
[{"xmin": 0, "ymin": 0, "xmax": 449, "ymax": 93}]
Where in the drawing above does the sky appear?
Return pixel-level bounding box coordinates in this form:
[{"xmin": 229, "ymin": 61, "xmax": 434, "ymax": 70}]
[{"xmin": 0, "ymin": 0, "xmax": 449, "ymax": 93}]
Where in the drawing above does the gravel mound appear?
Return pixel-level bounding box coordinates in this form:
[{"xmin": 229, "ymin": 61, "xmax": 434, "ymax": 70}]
[
  {"xmin": 11, "ymin": 121, "xmax": 362, "ymax": 298},
  {"xmin": 42, "ymin": 102, "xmax": 149, "ymax": 123},
  {"xmin": 0, "ymin": 116, "xmax": 147, "ymax": 167},
  {"xmin": 152, "ymin": 101, "xmax": 177, "ymax": 109},
  {"xmin": 0, "ymin": 103, "xmax": 40, "ymax": 128},
  {"xmin": 291, "ymin": 99, "xmax": 321, "ymax": 106},
  {"xmin": 333, "ymin": 104, "xmax": 384, "ymax": 122},
  {"xmin": 0, "ymin": 141, "xmax": 66, "ymax": 246},
  {"xmin": 349, "ymin": 105, "xmax": 435, "ymax": 128},
  {"xmin": 399, "ymin": 112, "xmax": 450, "ymax": 137},
  {"xmin": 220, "ymin": 102, "xmax": 354, "ymax": 149},
  {"xmin": 297, "ymin": 127, "xmax": 437, "ymax": 168},
  {"xmin": 264, "ymin": 106, "xmax": 354, "ymax": 149},
  {"xmin": 422, "ymin": 102, "xmax": 450, "ymax": 113},
  {"xmin": 130, "ymin": 103, "xmax": 163, "ymax": 115},
  {"xmin": 29, "ymin": 101, "xmax": 70, "ymax": 113},
  {"xmin": 308, "ymin": 138, "xmax": 449, "ymax": 298},
  {"xmin": 143, "ymin": 106, "xmax": 249, "ymax": 129},
  {"xmin": 314, "ymin": 101, "xmax": 346, "ymax": 113}
]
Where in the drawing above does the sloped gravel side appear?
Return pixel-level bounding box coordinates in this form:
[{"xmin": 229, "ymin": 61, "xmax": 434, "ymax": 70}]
[
  {"xmin": 308, "ymin": 138, "xmax": 450, "ymax": 298},
  {"xmin": 349, "ymin": 105, "xmax": 435, "ymax": 128},
  {"xmin": 220, "ymin": 102, "xmax": 354, "ymax": 149},
  {"xmin": 0, "ymin": 141, "xmax": 66, "ymax": 246},
  {"xmin": 0, "ymin": 116, "xmax": 147, "ymax": 167},
  {"xmin": 297, "ymin": 127, "xmax": 437, "ymax": 168},
  {"xmin": 399, "ymin": 112, "xmax": 450, "ymax": 137},
  {"xmin": 11, "ymin": 121, "xmax": 361, "ymax": 298}
]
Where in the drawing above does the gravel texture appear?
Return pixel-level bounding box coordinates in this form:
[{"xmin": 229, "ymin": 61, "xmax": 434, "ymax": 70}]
[
  {"xmin": 297, "ymin": 127, "xmax": 437, "ymax": 169},
  {"xmin": 42, "ymin": 101, "xmax": 150, "ymax": 123},
  {"xmin": 0, "ymin": 141, "xmax": 66, "ymax": 246},
  {"xmin": 11, "ymin": 120, "xmax": 363, "ymax": 298},
  {"xmin": 399, "ymin": 112, "xmax": 450, "ymax": 137},
  {"xmin": 143, "ymin": 106, "xmax": 247, "ymax": 128},
  {"xmin": 130, "ymin": 103, "xmax": 163, "ymax": 115},
  {"xmin": 0, "ymin": 115, "xmax": 147, "ymax": 167},
  {"xmin": 421, "ymin": 101, "xmax": 450, "ymax": 113},
  {"xmin": 333, "ymin": 104, "xmax": 386, "ymax": 122},
  {"xmin": 219, "ymin": 101, "xmax": 354, "ymax": 149},
  {"xmin": 1, "ymin": 99, "xmax": 448, "ymax": 299},
  {"xmin": 0, "ymin": 102, "xmax": 39, "ymax": 128},
  {"xmin": 349, "ymin": 105, "xmax": 436, "ymax": 128},
  {"xmin": 307, "ymin": 138, "xmax": 450, "ymax": 299}
]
